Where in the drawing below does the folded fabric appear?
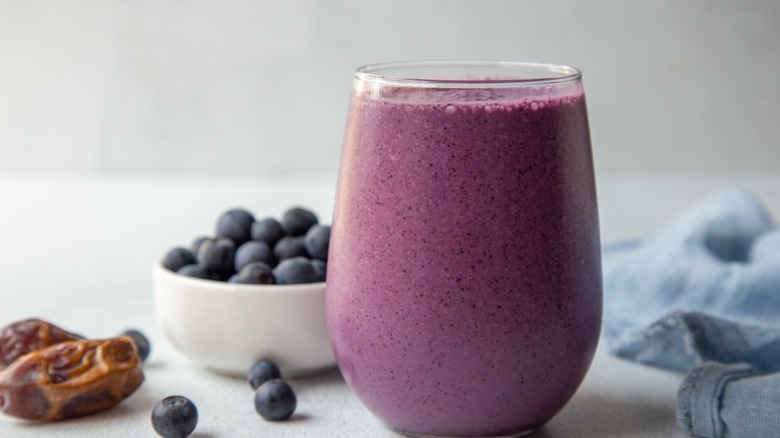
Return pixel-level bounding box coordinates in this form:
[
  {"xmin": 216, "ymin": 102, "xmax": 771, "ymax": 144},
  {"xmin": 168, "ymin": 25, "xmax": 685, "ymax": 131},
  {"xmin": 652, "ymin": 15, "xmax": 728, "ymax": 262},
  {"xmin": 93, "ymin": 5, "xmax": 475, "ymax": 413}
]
[
  {"xmin": 600, "ymin": 189, "xmax": 780, "ymax": 438},
  {"xmin": 602, "ymin": 189, "xmax": 780, "ymax": 340},
  {"xmin": 610, "ymin": 311, "xmax": 780, "ymax": 374},
  {"xmin": 678, "ymin": 361, "xmax": 780, "ymax": 438}
]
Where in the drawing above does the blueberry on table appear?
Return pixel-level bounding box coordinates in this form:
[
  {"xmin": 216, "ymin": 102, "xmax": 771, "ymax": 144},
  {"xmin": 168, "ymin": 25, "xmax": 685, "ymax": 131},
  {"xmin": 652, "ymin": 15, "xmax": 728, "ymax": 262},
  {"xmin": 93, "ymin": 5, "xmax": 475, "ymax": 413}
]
[
  {"xmin": 311, "ymin": 259, "xmax": 327, "ymax": 282},
  {"xmin": 162, "ymin": 247, "xmax": 194, "ymax": 272},
  {"xmin": 237, "ymin": 262, "xmax": 275, "ymax": 285},
  {"xmin": 273, "ymin": 257, "xmax": 317, "ymax": 284},
  {"xmin": 281, "ymin": 207, "xmax": 318, "ymax": 237},
  {"xmin": 197, "ymin": 237, "xmax": 236, "ymax": 273},
  {"xmin": 304, "ymin": 225, "xmax": 331, "ymax": 261},
  {"xmin": 216, "ymin": 208, "xmax": 255, "ymax": 246},
  {"xmin": 177, "ymin": 264, "xmax": 210, "ymax": 280},
  {"xmin": 121, "ymin": 328, "xmax": 151, "ymax": 362},
  {"xmin": 151, "ymin": 395, "xmax": 198, "ymax": 438},
  {"xmin": 234, "ymin": 241, "xmax": 275, "ymax": 272},
  {"xmin": 251, "ymin": 217, "xmax": 285, "ymax": 247},
  {"xmin": 254, "ymin": 379, "xmax": 296, "ymax": 421},
  {"xmin": 247, "ymin": 359, "xmax": 282, "ymax": 390},
  {"xmin": 273, "ymin": 236, "xmax": 309, "ymax": 261}
]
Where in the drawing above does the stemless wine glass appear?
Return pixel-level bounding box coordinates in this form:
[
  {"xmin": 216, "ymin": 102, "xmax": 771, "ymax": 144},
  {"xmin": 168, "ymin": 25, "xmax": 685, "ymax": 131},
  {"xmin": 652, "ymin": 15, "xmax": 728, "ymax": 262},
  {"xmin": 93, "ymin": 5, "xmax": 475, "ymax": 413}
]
[{"xmin": 326, "ymin": 61, "xmax": 602, "ymax": 437}]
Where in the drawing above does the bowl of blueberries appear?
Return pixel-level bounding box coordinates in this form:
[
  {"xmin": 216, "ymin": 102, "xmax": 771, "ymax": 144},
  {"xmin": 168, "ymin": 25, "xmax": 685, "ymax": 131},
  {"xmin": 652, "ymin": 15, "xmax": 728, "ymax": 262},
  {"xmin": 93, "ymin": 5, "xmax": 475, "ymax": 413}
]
[{"xmin": 152, "ymin": 206, "xmax": 335, "ymax": 377}]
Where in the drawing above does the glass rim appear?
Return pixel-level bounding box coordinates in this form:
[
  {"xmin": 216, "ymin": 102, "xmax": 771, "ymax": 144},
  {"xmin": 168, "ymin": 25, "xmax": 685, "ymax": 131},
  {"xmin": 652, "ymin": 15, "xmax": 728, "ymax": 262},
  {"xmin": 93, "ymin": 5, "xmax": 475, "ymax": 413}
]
[{"xmin": 354, "ymin": 60, "xmax": 582, "ymax": 88}]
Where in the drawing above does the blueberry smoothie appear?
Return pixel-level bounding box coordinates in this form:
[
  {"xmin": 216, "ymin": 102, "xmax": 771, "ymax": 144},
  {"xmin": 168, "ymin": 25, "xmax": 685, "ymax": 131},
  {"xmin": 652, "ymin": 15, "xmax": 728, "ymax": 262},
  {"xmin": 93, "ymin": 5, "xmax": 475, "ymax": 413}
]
[{"xmin": 327, "ymin": 63, "xmax": 602, "ymax": 437}]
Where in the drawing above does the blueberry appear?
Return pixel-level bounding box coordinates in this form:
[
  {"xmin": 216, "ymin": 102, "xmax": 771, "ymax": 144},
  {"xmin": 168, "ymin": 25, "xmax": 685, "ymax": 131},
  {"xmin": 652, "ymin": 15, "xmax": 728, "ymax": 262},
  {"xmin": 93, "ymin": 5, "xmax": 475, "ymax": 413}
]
[
  {"xmin": 162, "ymin": 247, "xmax": 194, "ymax": 272},
  {"xmin": 197, "ymin": 237, "xmax": 236, "ymax": 273},
  {"xmin": 273, "ymin": 236, "xmax": 308, "ymax": 261},
  {"xmin": 281, "ymin": 207, "xmax": 318, "ymax": 237},
  {"xmin": 227, "ymin": 274, "xmax": 239, "ymax": 283},
  {"xmin": 151, "ymin": 395, "xmax": 198, "ymax": 438},
  {"xmin": 251, "ymin": 217, "xmax": 284, "ymax": 247},
  {"xmin": 304, "ymin": 225, "xmax": 331, "ymax": 261},
  {"xmin": 237, "ymin": 262, "xmax": 275, "ymax": 285},
  {"xmin": 273, "ymin": 257, "xmax": 317, "ymax": 284},
  {"xmin": 254, "ymin": 379, "xmax": 296, "ymax": 421},
  {"xmin": 311, "ymin": 259, "xmax": 327, "ymax": 282},
  {"xmin": 121, "ymin": 329, "xmax": 151, "ymax": 362},
  {"xmin": 234, "ymin": 241, "xmax": 275, "ymax": 272},
  {"xmin": 191, "ymin": 236, "xmax": 210, "ymax": 261},
  {"xmin": 216, "ymin": 208, "xmax": 255, "ymax": 246},
  {"xmin": 177, "ymin": 264, "xmax": 210, "ymax": 280},
  {"xmin": 247, "ymin": 359, "xmax": 282, "ymax": 390},
  {"xmin": 209, "ymin": 269, "xmax": 235, "ymax": 282}
]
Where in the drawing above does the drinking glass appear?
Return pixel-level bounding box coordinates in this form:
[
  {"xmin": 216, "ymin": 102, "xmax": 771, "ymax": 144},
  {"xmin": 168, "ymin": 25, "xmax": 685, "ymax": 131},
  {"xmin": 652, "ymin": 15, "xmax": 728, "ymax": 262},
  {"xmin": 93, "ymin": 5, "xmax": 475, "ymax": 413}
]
[{"xmin": 326, "ymin": 61, "xmax": 602, "ymax": 437}]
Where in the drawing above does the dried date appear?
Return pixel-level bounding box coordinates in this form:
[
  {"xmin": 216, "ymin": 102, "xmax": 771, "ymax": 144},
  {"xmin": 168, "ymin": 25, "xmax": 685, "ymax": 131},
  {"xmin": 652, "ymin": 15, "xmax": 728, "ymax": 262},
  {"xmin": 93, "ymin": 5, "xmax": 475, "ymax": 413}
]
[
  {"xmin": 0, "ymin": 336, "xmax": 144, "ymax": 421},
  {"xmin": 0, "ymin": 319, "xmax": 84, "ymax": 370}
]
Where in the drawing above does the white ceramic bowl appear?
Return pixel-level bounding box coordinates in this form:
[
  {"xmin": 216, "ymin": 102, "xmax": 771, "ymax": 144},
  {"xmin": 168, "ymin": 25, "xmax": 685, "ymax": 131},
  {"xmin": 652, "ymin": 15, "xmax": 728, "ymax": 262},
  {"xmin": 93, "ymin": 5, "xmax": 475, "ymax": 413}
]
[{"xmin": 152, "ymin": 263, "xmax": 335, "ymax": 378}]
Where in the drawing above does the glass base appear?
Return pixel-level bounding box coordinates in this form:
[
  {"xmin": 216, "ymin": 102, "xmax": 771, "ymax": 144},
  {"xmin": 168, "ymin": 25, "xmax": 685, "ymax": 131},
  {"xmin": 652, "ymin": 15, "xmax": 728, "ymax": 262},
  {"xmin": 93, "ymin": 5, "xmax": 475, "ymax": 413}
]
[{"xmin": 392, "ymin": 426, "xmax": 540, "ymax": 438}]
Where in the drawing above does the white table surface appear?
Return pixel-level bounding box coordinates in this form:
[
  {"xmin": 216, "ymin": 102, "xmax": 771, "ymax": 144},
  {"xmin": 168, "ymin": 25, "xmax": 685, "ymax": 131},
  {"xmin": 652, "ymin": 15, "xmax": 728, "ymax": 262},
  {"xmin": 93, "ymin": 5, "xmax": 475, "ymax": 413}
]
[{"xmin": 0, "ymin": 172, "xmax": 778, "ymax": 437}]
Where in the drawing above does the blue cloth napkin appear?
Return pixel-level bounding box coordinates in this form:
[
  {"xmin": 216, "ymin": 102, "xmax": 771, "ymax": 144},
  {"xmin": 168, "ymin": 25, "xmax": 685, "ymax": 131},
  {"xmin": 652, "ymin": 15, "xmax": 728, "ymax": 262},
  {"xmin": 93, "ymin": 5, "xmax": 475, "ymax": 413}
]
[
  {"xmin": 601, "ymin": 189, "xmax": 780, "ymax": 437},
  {"xmin": 677, "ymin": 362, "xmax": 780, "ymax": 438}
]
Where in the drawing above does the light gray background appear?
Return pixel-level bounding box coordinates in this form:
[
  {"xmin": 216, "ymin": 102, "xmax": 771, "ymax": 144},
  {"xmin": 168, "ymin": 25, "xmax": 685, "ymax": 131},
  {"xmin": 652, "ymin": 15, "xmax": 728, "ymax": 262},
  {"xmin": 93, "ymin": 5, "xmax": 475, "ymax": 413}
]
[{"xmin": 1, "ymin": 0, "xmax": 778, "ymax": 177}]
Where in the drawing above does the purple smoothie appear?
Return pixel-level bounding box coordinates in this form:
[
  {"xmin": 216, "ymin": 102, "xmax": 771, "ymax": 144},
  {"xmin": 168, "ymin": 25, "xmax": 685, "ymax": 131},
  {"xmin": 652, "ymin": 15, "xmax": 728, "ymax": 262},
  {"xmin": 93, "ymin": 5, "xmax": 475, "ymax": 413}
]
[{"xmin": 327, "ymin": 73, "xmax": 601, "ymax": 436}]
